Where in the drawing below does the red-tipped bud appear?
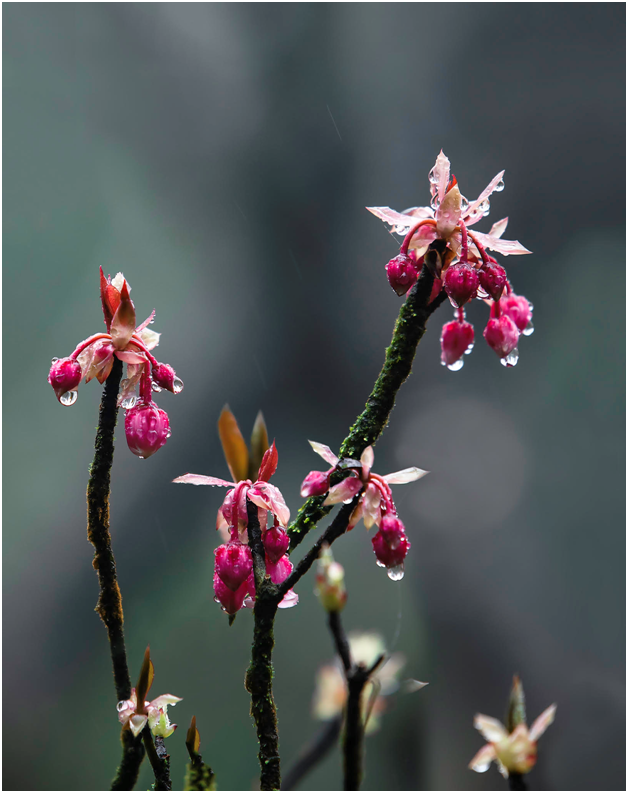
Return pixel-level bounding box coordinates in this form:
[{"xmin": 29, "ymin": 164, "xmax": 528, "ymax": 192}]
[
  {"xmin": 266, "ymin": 555, "xmax": 293, "ymax": 585},
  {"xmin": 48, "ymin": 357, "xmax": 82, "ymax": 404},
  {"xmin": 440, "ymin": 320, "xmax": 474, "ymax": 368},
  {"xmin": 125, "ymin": 402, "xmax": 170, "ymax": 458},
  {"xmin": 502, "ymin": 294, "xmax": 533, "ymax": 332},
  {"xmin": 263, "ymin": 526, "xmax": 290, "ymax": 564},
  {"xmin": 386, "ymin": 254, "xmax": 418, "ymax": 296},
  {"xmin": 214, "ymin": 542, "xmax": 253, "ymax": 591},
  {"xmin": 213, "ymin": 572, "xmax": 250, "ymax": 615},
  {"xmin": 300, "ymin": 470, "xmax": 330, "ymax": 498},
  {"xmin": 443, "ymin": 263, "xmax": 479, "ymax": 307},
  {"xmin": 484, "ymin": 315, "xmax": 520, "ymax": 359},
  {"xmin": 372, "ymin": 515, "xmax": 411, "ymax": 574},
  {"xmin": 152, "ymin": 362, "xmax": 184, "ymax": 394},
  {"xmin": 478, "ymin": 262, "xmax": 507, "ymax": 300}
]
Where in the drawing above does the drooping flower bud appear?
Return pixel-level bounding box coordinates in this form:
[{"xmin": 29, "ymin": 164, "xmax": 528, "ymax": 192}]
[
  {"xmin": 213, "ymin": 572, "xmax": 250, "ymax": 615},
  {"xmin": 263, "ymin": 526, "xmax": 290, "ymax": 564},
  {"xmin": 372, "ymin": 515, "xmax": 410, "ymax": 578},
  {"xmin": 484, "ymin": 315, "xmax": 520, "ymax": 360},
  {"xmin": 478, "ymin": 262, "xmax": 507, "ymax": 301},
  {"xmin": 125, "ymin": 402, "xmax": 170, "ymax": 458},
  {"xmin": 443, "ymin": 263, "xmax": 479, "ymax": 307},
  {"xmin": 440, "ymin": 320, "xmax": 474, "ymax": 368},
  {"xmin": 315, "ymin": 545, "xmax": 347, "ymax": 613},
  {"xmin": 265, "ymin": 555, "xmax": 293, "ymax": 585},
  {"xmin": 300, "ymin": 470, "xmax": 330, "ymax": 498},
  {"xmin": 502, "ymin": 294, "xmax": 533, "ymax": 333},
  {"xmin": 152, "ymin": 362, "xmax": 184, "ymax": 394},
  {"xmin": 48, "ymin": 357, "xmax": 82, "ymax": 404},
  {"xmin": 386, "ymin": 254, "xmax": 418, "ymax": 296},
  {"xmin": 214, "ymin": 542, "xmax": 253, "ymax": 591}
]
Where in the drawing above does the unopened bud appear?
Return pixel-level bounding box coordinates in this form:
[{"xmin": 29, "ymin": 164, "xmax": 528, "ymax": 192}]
[
  {"xmin": 263, "ymin": 526, "xmax": 290, "ymax": 564},
  {"xmin": 483, "ymin": 315, "xmax": 520, "ymax": 359},
  {"xmin": 300, "ymin": 470, "xmax": 330, "ymax": 498},
  {"xmin": 214, "ymin": 542, "xmax": 253, "ymax": 591},
  {"xmin": 386, "ymin": 254, "xmax": 418, "ymax": 296},
  {"xmin": 48, "ymin": 357, "xmax": 82, "ymax": 402},
  {"xmin": 266, "ymin": 555, "xmax": 293, "ymax": 585},
  {"xmin": 440, "ymin": 320, "xmax": 474, "ymax": 366},
  {"xmin": 213, "ymin": 572, "xmax": 250, "ymax": 615},
  {"xmin": 152, "ymin": 362, "xmax": 184, "ymax": 394},
  {"xmin": 443, "ymin": 263, "xmax": 479, "ymax": 307},
  {"xmin": 501, "ymin": 294, "xmax": 533, "ymax": 332},
  {"xmin": 125, "ymin": 402, "xmax": 170, "ymax": 458},
  {"xmin": 478, "ymin": 262, "xmax": 507, "ymax": 301},
  {"xmin": 372, "ymin": 515, "xmax": 411, "ymax": 569},
  {"xmin": 315, "ymin": 545, "xmax": 347, "ymax": 612}
]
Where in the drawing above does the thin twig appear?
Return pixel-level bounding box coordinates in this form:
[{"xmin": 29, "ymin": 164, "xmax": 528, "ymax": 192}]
[
  {"xmin": 508, "ymin": 773, "xmax": 528, "ymax": 791},
  {"xmin": 282, "ymin": 717, "xmax": 343, "ymax": 791},
  {"xmin": 142, "ymin": 729, "xmax": 172, "ymax": 791},
  {"xmin": 328, "ymin": 612, "xmax": 352, "ymax": 674}
]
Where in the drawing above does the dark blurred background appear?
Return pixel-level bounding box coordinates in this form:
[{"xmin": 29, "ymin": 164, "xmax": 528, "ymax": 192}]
[{"xmin": 3, "ymin": 3, "xmax": 625, "ymax": 791}]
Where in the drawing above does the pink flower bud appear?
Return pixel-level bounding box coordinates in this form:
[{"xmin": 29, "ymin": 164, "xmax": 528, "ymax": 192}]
[
  {"xmin": 478, "ymin": 262, "xmax": 507, "ymax": 300},
  {"xmin": 152, "ymin": 362, "xmax": 184, "ymax": 394},
  {"xmin": 300, "ymin": 470, "xmax": 330, "ymax": 498},
  {"xmin": 440, "ymin": 320, "xmax": 474, "ymax": 367},
  {"xmin": 484, "ymin": 315, "xmax": 520, "ymax": 359},
  {"xmin": 501, "ymin": 294, "xmax": 533, "ymax": 332},
  {"xmin": 48, "ymin": 357, "xmax": 82, "ymax": 403},
  {"xmin": 213, "ymin": 572, "xmax": 250, "ymax": 615},
  {"xmin": 125, "ymin": 402, "xmax": 170, "ymax": 458},
  {"xmin": 443, "ymin": 263, "xmax": 479, "ymax": 307},
  {"xmin": 266, "ymin": 555, "xmax": 293, "ymax": 585},
  {"xmin": 372, "ymin": 515, "xmax": 411, "ymax": 572},
  {"xmin": 214, "ymin": 542, "xmax": 253, "ymax": 591},
  {"xmin": 386, "ymin": 254, "xmax": 418, "ymax": 296},
  {"xmin": 263, "ymin": 526, "xmax": 290, "ymax": 564}
]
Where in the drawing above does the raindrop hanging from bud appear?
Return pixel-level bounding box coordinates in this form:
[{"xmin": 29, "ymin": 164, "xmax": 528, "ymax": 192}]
[
  {"xmin": 151, "ymin": 382, "xmax": 162, "ymax": 393},
  {"xmin": 121, "ymin": 396, "xmax": 137, "ymax": 409},
  {"xmin": 500, "ymin": 348, "xmax": 520, "ymax": 368},
  {"xmin": 60, "ymin": 390, "xmax": 78, "ymax": 406},
  {"xmin": 387, "ymin": 564, "xmax": 405, "ymax": 581},
  {"xmin": 51, "ymin": 357, "xmax": 59, "ymax": 364},
  {"xmin": 523, "ymin": 320, "xmax": 534, "ymax": 336},
  {"xmin": 495, "ymin": 178, "xmax": 505, "ymax": 192},
  {"xmin": 173, "ymin": 377, "xmax": 184, "ymax": 394}
]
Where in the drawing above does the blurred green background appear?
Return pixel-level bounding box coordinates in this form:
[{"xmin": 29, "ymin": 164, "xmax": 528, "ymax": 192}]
[{"xmin": 3, "ymin": 3, "xmax": 625, "ymax": 791}]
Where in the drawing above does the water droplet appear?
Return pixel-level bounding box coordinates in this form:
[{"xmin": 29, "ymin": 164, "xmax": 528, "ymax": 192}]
[
  {"xmin": 51, "ymin": 357, "xmax": 59, "ymax": 364},
  {"xmin": 116, "ymin": 701, "xmax": 126, "ymax": 712},
  {"xmin": 428, "ymin": 167, "xmax": 439, "ymax": 184},
  {"xmin": 430, "ymin": 194, "xmax": 439, "ymax": 211},
  {"xmin": 522, "ymin": 320, "xmax": 534, "ymax": 336},
  {"xmin": 460, "ymin": 195, "xmax": 469, "ymax": 212},
  {"xmin": 376, "ymin": 559, "xmax": 386, "ymax": 569},
  {"xmin": 60, "ymin": 390, "xmax": 78, "ymax": 406},
  {"xmin": 447, "ymin": 359, "xmax": 464, "ymax": 372},
  {"xmin": 464, "ymin": 342, "xmax": 474, "ymax": 355},
  {"xmin": 500, "ymin": 348, "xmax": 519, "ymax": 367},
  {"xmin": 121, "ymin": 396, "xmax": 137, "ymax": 409},
  {"xmin": 166, "ymin": 429, "xmax": 172, "ymax": 439},
  {"xmin": 394, "ymin": 223, "xmax": 410, "ymax": 235},
  {"xmin": 173, "ymin": 377, "xmax": 184, "ymax": 394},
  {"xmin": 478, "ymin": 199, "xmax": 490, "ymax": 216},
  {"xmin": 387, "ymin": 564, "xmax": 405, "ymax": 581},
  {"xmin": 149, "ymin": 318, "xmax": 155, "ymax": 324},
  {"xmin": 495, "ymin": 178, "xmax": 505, "ymax": 192},
  {"xmin": 151, "ymin": 382, "xmax": 162, "ymax": 393},
  {"xmin": 477, "ymin": 286, "xmax": 489, "ymax": 299},
  {"xmin": 138, "ymin": 456, "xmax": 145, "ymax": 460},
  {"xmin": 527, "ymin": 301, "xmax": 534, "ymax": 311}
]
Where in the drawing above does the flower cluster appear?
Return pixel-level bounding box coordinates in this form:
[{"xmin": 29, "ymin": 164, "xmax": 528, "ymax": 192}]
[
  {"xmin": 174, "ymin": 441, "xmax": 297, "ymax": 615},
  {"xmin": 117, "ymin": 649, "xmax": 182, "ymax": 738},
  {"xmin": 48, "ymin": 269, "xmax": 183, "ymax": 458},
  {"xmin": 301, "ymin": 442, "xmax": 426, "ymax": 580},
  {"xmin": 368, "ymin": 151, "xmax": 534, "ymax": 369}
]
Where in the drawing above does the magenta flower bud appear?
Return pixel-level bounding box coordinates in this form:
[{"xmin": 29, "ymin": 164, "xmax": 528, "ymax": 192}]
[
  {"xmin": 213, "ymin": 572, "xmax": 250, "ymax": 615},
  {"xmin": 125, "ymin": 402, "xmax": 170, "ymax": 458},
  {"xmin": 152, "ymin": 362, "xmax": 184, "ymax": 394},
  {"xmin": 478, "ymin": 262, "xmax": 507, "ymax": 301},
  {"xmin": 440, "ymin": 320, "xmax": 474, "ymax": 367},
  {"xmin": 484, "ymin": 315, "xmax": 520, "ymax": 359},
  {"xmin": 266, "ymin": 555, "xmax": 293, "ymax": 585},
  {"xmin": 443, "ymin": 263, "xmax": 480, "ymax": 307},
  {"xmin": 372, "ymin": 515, "xmax": 411, "ymax": 573},
  {"xmin": 48, "ymin": 357, "xmax": 82, "ymax": 404},
  {"xmin": 300, "ymin": 470, "xmax": 330, "ymax": 498},
  {"xmin": 263, "ymin": 526, "xmax": 290, "ymax": 564},
  {"xmin": 214, "ymin": 542, "xmax": 253, "ymax": 591},
  {"xmin": 386, "ymin": 254, "xmax": 418, "ymax": 296},
  {"xmin": 502, "ymin": 294, "xmax": 533, "ymax": 332}
]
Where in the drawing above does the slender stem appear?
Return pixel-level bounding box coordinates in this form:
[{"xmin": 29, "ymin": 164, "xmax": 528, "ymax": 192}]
[
  {"xmin": 327, "ymin": 612, "xmax": 352, "ymax": 674},
  {"xmin": 288, "ymin": 263, "xmax": 445, "ymax": 552},
  {"xmin": 245, "ymin": 500, "xmax": 281, "ymax": 791},
  {"xmin": 86, "ymin": 357, "xmax": 145, "ymax": 790},
  {"xmin": 142, "ymin": 730, "xmax": 171, "ymax": 791},
  {"xmin": 508, "ymin": 773, "xmax": 528, "ymax": 791},
  {"xmin": 282, "ymin": 717, "xmax": 343, "ymax": 791}
]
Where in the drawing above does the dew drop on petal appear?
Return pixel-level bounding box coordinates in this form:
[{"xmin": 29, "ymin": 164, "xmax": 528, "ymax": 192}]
[
  {"xmin": 116, "ymin": 701, "xmax": 126, "ymax": 712},
  {"xmin": 430, "ymin": 194, "xmax": 440, "ymax": 211},
  {"xmin": 51, "ymin": 357, "xmax": 59, "ymax": 364},
  {"xmin": 464, "ymin": 342, "xmax": 475, "ymax": 355},
  {"xmin": 166, "ymin": 430, "xmax": 172, "ymax": 439},
  {"xmin": 60, "ymin": 390, "xmax": 78, "ymax": 406},
  {"xmin": 151, "ymin": 382, "xmax": 162, "ymax": 393},
  {"xmin": 460, "ymin": 195, "xmax": 469, "ymax": 212},
  {"xmin": 121, "ymin": 396, "xmax": 137, "ymax": 409},
  {"xmin": 173, "ymin": 378, "xmax": 184, "ymax": 394},
  {"xmin": 523, "ymin": 320, "xmax": 534, "ymax": 337},
  {"xmin": 447, "ymin": 359, "xmax": 464, "ymax": 372},
  {"xmin": 428, "ymin": 167, "xmax": 439, "ymax": 184},
  {"xmin": 477, "ymin": 286, "xmax": 489, "ymax": 299},
  {"xmin": 500, "ymin": 348, "xmax": 519, "ymax": 368},
  {"xmin": 376, "ymin": 559, "xmax": 387, "ymax": 569},
  {"xmin": 495, "ymin": 178, "xmax": 505, "ymax": 192},
  {"xmin": 387, "ymin": 564, "xmax": 405, "ymax": 581},
  {"xmin": 138, "ymin": 455, "xmax": 145, "ymax": 460}
]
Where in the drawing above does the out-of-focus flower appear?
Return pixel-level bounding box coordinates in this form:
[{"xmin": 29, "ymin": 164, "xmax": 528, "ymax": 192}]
[
  {"xmin": 301, "ymin": 442, "xmax": 426, "ymax": 579},
  {"xmin": 469, "ymin": 677, "xmax": 556, "ymax": 778},
  {"xmin": 312, "ymin": 631, "xmax": 427, "ymax": 734},
  {"xmin": 315, "ymin": 544, "xmax": 347, "ymax": 613},
  {"xmin": 367, "ymin": 152, "xmax": 534, "ymax": 368}
]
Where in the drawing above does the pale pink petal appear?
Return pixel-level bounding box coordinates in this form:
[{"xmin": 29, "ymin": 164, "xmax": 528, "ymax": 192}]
[
  {"xmin": 366, "ymin": 206, "xmax": 418, "ymax": 232},
  {"xmin": 407, "ymin": 223, "xmax": 438, "ymax": 251},
  {"xmin": 278, "ymin": 589, "xmax": 299, "ymax": 609},
  {"xmin": 529, "ymin": 704, "xmax": 557, "ymax": 742},
  {"xmin": 136, "ymin": 310, "xmax": 156, "ymax": 333},
  {"xmin": 362, "ymin": 484, "xmax": 381, "ymax": 530},
  {"xmin": 463, "ymin": 171, "xmax": 505, "ymax": 226},
  {"xmin": 474, "ymin": 714, "xmax": 508, "ymax": 743},
  {"xmin": 149, "ymin": 694, "xmax": 183, "ymax": 709},
  {"xmin": 471, "ymin": 229, "xmax": 532, "ymax": 256},
  {"xmin": 139, "ymin": 328, "xmax": 160, "ymax": 350},
  {"xmin": 383, "ymin": 467, "xmax": 429, "ymax": 485},
  {"xmin": 250, "ymin": 483, "xmax": 290, "ymax": 526},
  {"xmin": 469, "ymin": 743, "xmax": 497, "ymax": 773},
  {"xmin": 110, "ymin": 281, "xmax": 136, "ymax": 351},
  {"xmin": 172, "ymin": 474, "xmax": 235, "ymax": 487},
  {"xmin": 323, "ymin": 476, "xmax": 362, "ymax": 506},
  {"xmin": 309, "ymin": 440, "xmax": 339, "ymax": 467},
  {"xmin": 488, "ymin": 217, "xmax": 509, "ymax": 239},
  {"xmin": 430, "ymin": 150, "xmax": 451, "ymax": 204},
  {"xmin": 115, "ymin": 350, "xmax": 147, "ymax": 365},
  {"xmin": 347, "ymin": 501, "xmax": 363, "ymax": 530},
  {"xmin": 129, "ymin": 714, "xmax": 148, "ymax": 737},
  {"xmin": 360, "ymin": 446, "xmax": 374, "ymax": 476},
  {"xmin": 401, "ymin": 205, "xmax": 435, "ymax": 221},
  {"xmin": 436, "ymin": 184, "xmax": 462, "ymax": 239},
  {"xmin": 402, "ymin": 679, "xmax": 429, "ymax": 693}
]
